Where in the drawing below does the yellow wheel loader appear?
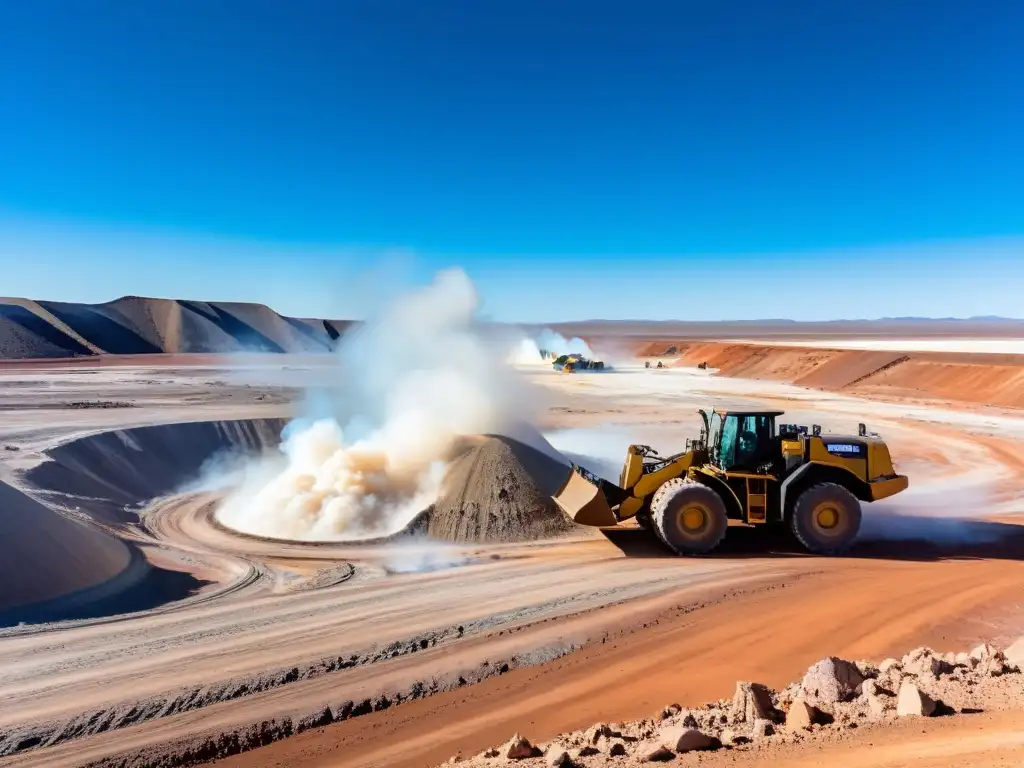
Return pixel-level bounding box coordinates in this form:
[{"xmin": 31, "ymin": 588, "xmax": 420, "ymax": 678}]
[{"xmin": 553, "ymin": 409, "xmax": 908, "ymax": 555}]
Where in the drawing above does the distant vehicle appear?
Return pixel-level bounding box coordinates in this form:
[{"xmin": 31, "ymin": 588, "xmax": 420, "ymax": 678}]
[{"xmin": 553, "ymin": 354, "xmax": 605, "ymax": 372}]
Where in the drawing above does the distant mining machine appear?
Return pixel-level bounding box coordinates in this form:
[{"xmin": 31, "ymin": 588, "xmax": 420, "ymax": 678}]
[
  {"xmin": 552, "ymin": 409, "xmax": 908, "ymax": 555},
  {"xmin": 553, "ymin": 354, "xmax": 605, "ymax": 372}
]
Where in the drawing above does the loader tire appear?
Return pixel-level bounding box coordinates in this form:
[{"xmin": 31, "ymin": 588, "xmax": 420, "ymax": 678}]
[
  {"xmin": 789, "ymin": 483, "xmax": 861, "ymax": 555},
  {"xmin": 650, "ymin": 478, "xmax": 728, "ymax": 555}
]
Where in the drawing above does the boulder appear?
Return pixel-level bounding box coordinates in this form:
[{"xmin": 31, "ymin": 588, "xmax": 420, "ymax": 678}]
[
  {"xmin": 643, "ymin": 745, "xmax": 675, "ymax": 762},
  {"xmin": 730, "ymin": 681, "xmax": 778, "ymax": 724},
  {"xmin": 752, "ymin": 718, "xmax": 775, "ymax": 740},
  {"xmin": 1006, "ymin": 637, "xmax": 1024, "ymax": 671},
  {"xmin": 608, "ymin": 741, "xmax": 628, "ymax": 757},
  {"xmin": 854, "ymin": 660, "xmax": 880, "ymax": 678},
  {"xmin": 573, "ymin": 746, "xmax": 599, "ymax": 758},
  {"xmin": 896, "ymin": 682, "xmax": 937, "ymax": 717},
  {"xmin": 970, "ymin": 644, "xmax": 1003, "ymax": 663},
  {"xmin": 546, "ymin": 748, "xmax": 572, "ymax": 767},
  {"xmin": 480, "ymin": 748, "xmax": 500, "ymax": 759},
  {"xmin": 867, "ymin": 693, "xmax": 890, "ymax": 718},
  {"xmin": 800, "ymin": 657, "xmax": 865, "ymax": 708},
  {"xmin": 660, "ymin": 726, "xmax": 716, "ymax": 753},
  {"xmin": 901, "ymin": 647, "xmax": 943, "ymax": 678},
  {"xmin": 720, "ymin": 727, "xmax": 749, "ymax": 746},
  {"xmin": 878, "ymin": 658, "xmax": 901, "ymax": 673},
  {"xmin": 504, "ymin": 734, "xmax": 539, "ymax": 760},
  {"xmin": 785, "ymin": 699, "xmax": 820, "ymax": 731},
  {"xmin": 860, "ymin": 679, "xmax": 881, "ymax": 698}
]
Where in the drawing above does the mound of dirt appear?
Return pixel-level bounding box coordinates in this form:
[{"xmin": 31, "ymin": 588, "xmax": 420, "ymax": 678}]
[
  {"xmin": 425, "ymin": 435, "xmax": 578, "ymax": 543},
  {"xmin": 0, "ymin": 301, "xmax": 96, "ymax": 359},
  {"xmin": 0, "ymin": 480, "xmax": 132, "ymax": 612},
  {"xmin": 0, "ymin": 295, "xmax": 355, "ymax": 359}
]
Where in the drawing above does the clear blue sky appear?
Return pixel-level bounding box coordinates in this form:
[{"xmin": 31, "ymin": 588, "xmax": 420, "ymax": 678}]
[{"xmin": 1, "ymin": 1, "xmax": 1021, "ymax": 321}]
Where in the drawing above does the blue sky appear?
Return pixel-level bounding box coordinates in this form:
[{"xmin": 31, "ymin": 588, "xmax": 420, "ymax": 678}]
[{"xmin": 1, "ymin": 1, "xmax": 1021, "ymax": 321}]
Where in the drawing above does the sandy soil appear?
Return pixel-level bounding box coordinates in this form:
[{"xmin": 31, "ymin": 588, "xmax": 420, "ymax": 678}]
[{"xmin": 1, "ymin": 356, "xmax": 1024, "ymax": 767}]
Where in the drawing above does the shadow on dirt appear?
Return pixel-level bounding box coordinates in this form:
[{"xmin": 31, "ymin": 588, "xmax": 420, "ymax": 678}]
[
  {"xmin": 599, "ymin": 515, "xmax": 1024, "ymax": 563},
  {"xmin": 0, "ymin": 550, "xmax": 213, "ymax": 629}
]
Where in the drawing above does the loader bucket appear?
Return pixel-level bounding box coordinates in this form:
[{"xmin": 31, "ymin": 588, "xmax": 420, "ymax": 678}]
[{"xmin": 552, "ymin": 468, "xmax": 619, "ymax": 527}]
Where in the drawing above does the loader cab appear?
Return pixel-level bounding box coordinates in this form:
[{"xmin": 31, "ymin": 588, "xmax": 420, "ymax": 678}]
[{"xmin": 700, "ymin": 409, "xmax": 783, "ymax": 473}]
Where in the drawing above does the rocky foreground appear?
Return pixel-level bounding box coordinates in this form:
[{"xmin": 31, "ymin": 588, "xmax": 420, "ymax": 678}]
[{"xmin": 442, "ymin": 638, "xmax": 1024, "ymax": 766}]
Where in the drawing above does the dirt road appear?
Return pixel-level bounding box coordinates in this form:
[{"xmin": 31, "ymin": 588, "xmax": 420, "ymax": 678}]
[{"xmin": 1, "ymin": 361, "xmax": 1023, "ymax": 767}]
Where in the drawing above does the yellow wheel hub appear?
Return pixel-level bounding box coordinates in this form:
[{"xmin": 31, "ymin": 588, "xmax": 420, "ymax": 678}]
[
  {"xmin": 815, "ymin": 503, "xmax": 841, "ymax": 530},
  {"xmin": 681, "ymin": 505, "xmax": 707, "ymax": 532}
]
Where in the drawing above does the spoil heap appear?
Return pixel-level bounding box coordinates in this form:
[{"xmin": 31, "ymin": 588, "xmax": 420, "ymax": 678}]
[
  {"xmin": 0, "ymin": 480, "xmax": 133, "ymax": 616},
  {"xmin": 425, "ymin": 436, "xmax": 577, "ymax": 543}
]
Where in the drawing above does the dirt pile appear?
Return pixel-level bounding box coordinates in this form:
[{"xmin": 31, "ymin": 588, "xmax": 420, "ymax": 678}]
[
  {"xmin": 0, "ymin": 479, "xmax": 133, "ymax": 614},
  {"xmin": 448, "ymin": 639, "xmax": 1024, "ymax": 766},
  {"xmin": 0, "ymin": 296, "xmax": 353, "ymax": 359},
  {"xmin": 424, "ymin": 436, "xmax": 578, "ymax": 543}
]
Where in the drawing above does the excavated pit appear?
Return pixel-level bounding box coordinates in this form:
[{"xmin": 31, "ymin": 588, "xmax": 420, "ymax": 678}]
[
  {"xmin": 3, "ymin": 418, "xmax": 287, "ymax": 626},
  {"xmin": 4, "ymin": 417, "xmax": 579, "ymax": 625}
]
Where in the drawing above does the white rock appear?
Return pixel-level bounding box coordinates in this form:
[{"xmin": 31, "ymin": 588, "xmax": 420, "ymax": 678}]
[
  {"xmin": 801, "ymin": 657, "xmax": 865, "ymax": 707},
  {"xmin": 785, "ymin": 698, "xmax": 818, "ymax": 731},
  {"xmin": 868, "ymin": 693, "xmax": 890, "ymax": 718},
  {"xmin": 896, "ymin": 681, "xmax": 937, "ymax": 717},
  {"xmin": 659, "ymin": 726, "xmax": 715, "ymax": 753},
  {"xmin": 879, "ymin": 658, "xmax": 901, "ymax": 673},
  {"xmin": 752, "ymin": 718, "xmax": 775, "ymax": 740},
  {"xmin": 901, "ymin": 647, "xmax": 942, "ymax": 678},
  {"xmin": 730, "ymin": 681, "xmax": 777, "ymax": 724},
  {"xmin": 970, "ymin": 643, "xmax": 1002, "ymax": 662},
  {"xmin": 1006, "ymin": 637, "xmax": 1024, "ymax": 671},
  {"xmin": 504, "ymin": 734, "xmax": 537, "ymax": 760},
  {"xmin": 546, "ymin": 748, "xmax": 571, "ymax": 767}
]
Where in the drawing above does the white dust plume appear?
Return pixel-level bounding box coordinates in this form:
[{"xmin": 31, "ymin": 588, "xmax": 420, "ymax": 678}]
[
  {"xmin": 216, "ymin": 269, "xmax": 537, "ymax": 541},
  {"xmin": 509, "ymin": 329, "xmax": 596, "ymax": 366}
]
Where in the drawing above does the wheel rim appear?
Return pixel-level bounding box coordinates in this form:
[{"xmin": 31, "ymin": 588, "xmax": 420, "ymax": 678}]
[
  {"xmin": 678, "ymin": 504, "xmax": 708, "ymax": 535},
  {"xmin": 814, "ymin": 503, "xmax": 842, "ymax": 531}
]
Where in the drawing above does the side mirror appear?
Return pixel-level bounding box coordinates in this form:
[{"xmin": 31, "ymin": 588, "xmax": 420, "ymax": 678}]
[
  {"xmin": 812, "ymin": 424, "xmax": 821, "ymax": 437},
  {"xmin": 858, "ymin": 423, "xmax": 867, "ymax": 436}
]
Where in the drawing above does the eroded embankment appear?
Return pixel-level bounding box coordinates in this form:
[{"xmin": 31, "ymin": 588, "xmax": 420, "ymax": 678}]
[
  {"xmin": 26, "ymin": 418, "xmax": 289, "ymax": 526},
  {"xmin": 2, "ymin": 418, "xmax": 287, "ymax": 625},
  {"xmin": 637, "ymin": 340, "xmax": 1024, "ymax": 408}
]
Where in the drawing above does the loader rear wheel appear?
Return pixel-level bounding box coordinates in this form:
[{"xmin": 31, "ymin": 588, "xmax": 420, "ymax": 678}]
[
  {"xmin": 650, "ymin": 478, "xmax": 728, "ymax": 555},
  {"xmin": 790, "ymin": 483, "xmax": 861, "ymax": 554}
]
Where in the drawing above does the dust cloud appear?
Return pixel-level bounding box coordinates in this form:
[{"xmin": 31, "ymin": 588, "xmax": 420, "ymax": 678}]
[
  {"xmin": 216, "ymin": 269, "xmax": 539, "ymax": 541},
  {"xmin": 510, "ymin": 330, "xmax": 595, "ymax": 366}
]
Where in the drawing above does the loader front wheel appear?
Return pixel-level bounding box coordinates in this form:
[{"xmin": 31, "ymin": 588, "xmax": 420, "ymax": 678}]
[
  {"xmin": 790, "ymin": 483, "xmax": 861, "ymax": 554},
  {"xmin": 650, "ymin": 479, "xmax": 728, "ymax": 555}
]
